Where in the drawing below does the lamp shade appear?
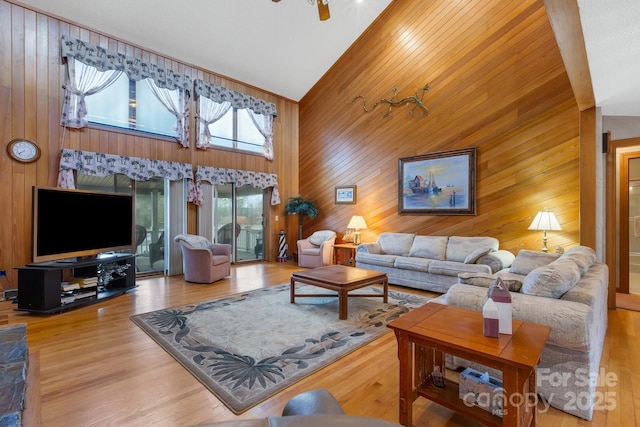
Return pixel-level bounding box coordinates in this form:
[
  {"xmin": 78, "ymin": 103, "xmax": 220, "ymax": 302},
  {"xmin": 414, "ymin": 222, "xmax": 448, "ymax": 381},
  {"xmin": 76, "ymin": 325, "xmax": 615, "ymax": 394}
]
[
  {"xmin": 528, "ymin": 210, "xmax": 562, "ymax": 231},
  {"xmin": 347, "ymin": 215, "xmax": 367, "ymax": 230}
]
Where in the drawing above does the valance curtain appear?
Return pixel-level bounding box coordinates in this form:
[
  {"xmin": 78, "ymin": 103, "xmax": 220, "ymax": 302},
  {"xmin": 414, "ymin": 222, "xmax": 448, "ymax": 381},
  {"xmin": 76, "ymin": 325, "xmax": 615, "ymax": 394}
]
[
  {"xmin": 57, "ymin": 149, "xmax": 194, "ymax": 189},
  {"xmin": 60, "ymin": 35, "xmax": 192, "ymax": 146},
  {"xmin": 192, "ymin": 166, "xmax": 280, "ymax": 206},
  {"xmin": 194, "ymin": 79, "xmax": 277, "ymax": 159}
]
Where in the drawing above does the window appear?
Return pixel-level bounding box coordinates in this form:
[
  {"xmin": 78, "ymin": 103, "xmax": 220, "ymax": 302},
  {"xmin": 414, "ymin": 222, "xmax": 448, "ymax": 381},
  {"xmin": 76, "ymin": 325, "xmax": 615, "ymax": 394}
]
[
  {"xmin": 78, "ymin": 62, "xmax": 178, "ymax": 138},
  {"xmin": 208, "ymin": 107, "xmax": 265, "ymax": 154}
]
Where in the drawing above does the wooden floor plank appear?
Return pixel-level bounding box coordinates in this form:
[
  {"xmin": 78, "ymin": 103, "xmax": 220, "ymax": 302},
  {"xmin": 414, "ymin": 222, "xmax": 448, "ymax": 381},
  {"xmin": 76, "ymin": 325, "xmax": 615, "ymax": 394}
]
[{"xmin": 0, "ymin": 261, "xmax": 634, "ymax": 426}]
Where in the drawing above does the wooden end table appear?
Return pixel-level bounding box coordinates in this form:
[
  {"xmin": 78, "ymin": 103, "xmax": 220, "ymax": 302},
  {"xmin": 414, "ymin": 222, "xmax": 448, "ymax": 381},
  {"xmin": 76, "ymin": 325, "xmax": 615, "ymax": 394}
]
[
  {"xmin": 290, "ymin": 265, "xmax": 388, "ymax": 320},
  {"xmin": 333, "ymin": 243, "xmax": 358, "ymax": 266},
  {"xmin": 387, "ymin": 303, "xmax": 550, "ymax": 427}
]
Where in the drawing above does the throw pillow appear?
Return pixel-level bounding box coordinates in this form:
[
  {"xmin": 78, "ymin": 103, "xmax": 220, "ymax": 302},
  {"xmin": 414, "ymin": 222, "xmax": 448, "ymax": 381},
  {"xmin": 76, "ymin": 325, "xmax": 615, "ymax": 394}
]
[
  {"xmin": 561, "ymin": 246, "xmax": 597, "ymax": 275},
  {"xmin": 464, "ymin": 247, "xmax": 494, "ymax": 264},
  {"xmin": 510, "ymin": 250, "xmax": 560, "ymax": 275},
  {"xmin": 308, "ymin": 230, "xmax": 334, "ymax": 246},
  {"xmin": 520, "ymin": 258, "xmax": 581, "ymax": 298}
]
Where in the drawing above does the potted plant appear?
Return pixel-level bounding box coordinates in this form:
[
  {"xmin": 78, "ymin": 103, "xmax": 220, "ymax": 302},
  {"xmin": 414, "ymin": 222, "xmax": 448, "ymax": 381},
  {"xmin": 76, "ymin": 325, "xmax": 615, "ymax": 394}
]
[{"xmin": 285, "ymin": 195, "xmax": 319, "ymax": 242}]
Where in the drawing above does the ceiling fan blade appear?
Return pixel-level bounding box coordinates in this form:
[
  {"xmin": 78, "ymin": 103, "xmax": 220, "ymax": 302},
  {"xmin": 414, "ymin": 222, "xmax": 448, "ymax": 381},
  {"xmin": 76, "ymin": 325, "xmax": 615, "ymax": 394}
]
[{"xmin": 317, "ymin": 0, "xmax": 330, "ymax": 21}]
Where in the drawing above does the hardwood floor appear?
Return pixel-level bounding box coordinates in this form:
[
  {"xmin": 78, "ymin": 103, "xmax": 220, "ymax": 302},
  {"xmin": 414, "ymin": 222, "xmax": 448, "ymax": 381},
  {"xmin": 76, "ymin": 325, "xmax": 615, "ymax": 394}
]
[{"xmin": 1, "ymin": 262, "xmax": 636, "ymax": 426}]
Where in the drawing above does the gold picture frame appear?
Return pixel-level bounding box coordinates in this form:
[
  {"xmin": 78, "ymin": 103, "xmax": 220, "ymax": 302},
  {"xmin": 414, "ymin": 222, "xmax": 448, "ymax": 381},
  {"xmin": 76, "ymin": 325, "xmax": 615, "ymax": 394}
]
[{"xmin": 335, "ymin": 185, "xmax": 357, "ymax": 204}]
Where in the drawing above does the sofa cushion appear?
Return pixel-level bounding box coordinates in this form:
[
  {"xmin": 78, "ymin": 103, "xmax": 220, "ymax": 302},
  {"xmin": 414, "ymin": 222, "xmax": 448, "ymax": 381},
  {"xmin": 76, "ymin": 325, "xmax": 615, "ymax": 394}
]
[
  {"xmin": 509, "ymin": 250, "xmax": 560, "ymax": 275},
  {"xmin": 521, "ymin": 258, "xmax": 582, "ymax": 298},
  {"xmin": 464, "ymin": 247, "xmax": 494, "ymax": 264},
  {"xmin": 445, "ymin": 236, "xmax": 499, "ymax": 263},
  {"xmin": 377, "ymin": 233, "xmax": 415, "ymax": 256},
  {"xmin": 429, "ymin": 260, "xmax": 492, "ymax": 276},
  {"xmin": 561, "ymin": 246, "xmax": 597, "ymax": 275},
  {"xmin": 408, "ymin": 236, "xmax": 448, "ymax": 260},
  {"xmin": 308, "ymin": 230, "xmax": 335, "ymax": 246},
  {"xmin": 355, "ymin": 252, "xmax": 397, "ymax": 268},
  {"xmin": 394, "ymin": 256, "xmax": 431, "ymax": 272}
]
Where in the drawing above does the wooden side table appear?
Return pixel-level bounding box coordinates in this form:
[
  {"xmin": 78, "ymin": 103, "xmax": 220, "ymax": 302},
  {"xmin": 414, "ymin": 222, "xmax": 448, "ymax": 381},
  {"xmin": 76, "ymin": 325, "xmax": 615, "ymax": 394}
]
[
  {"xmin": 333, "ymin": 243, "xmax": 358, "ymax": 266},
  {"xmin": 387, "ymin": 304, "xmax": 550, "ymax": 427}
]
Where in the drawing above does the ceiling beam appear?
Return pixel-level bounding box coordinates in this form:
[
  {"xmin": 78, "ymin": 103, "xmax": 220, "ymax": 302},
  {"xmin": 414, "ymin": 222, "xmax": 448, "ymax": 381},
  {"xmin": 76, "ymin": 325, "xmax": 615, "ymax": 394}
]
[{"xmin": 544, "ymin": 0, "xmax": 595, "ymax": 111}]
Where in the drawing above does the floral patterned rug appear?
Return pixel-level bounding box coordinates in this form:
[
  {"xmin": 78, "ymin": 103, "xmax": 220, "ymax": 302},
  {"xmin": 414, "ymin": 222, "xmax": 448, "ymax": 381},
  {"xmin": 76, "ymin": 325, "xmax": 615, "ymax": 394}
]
[{"xmin": 130, "ymin": 283, "xmax": 431, "ymax": 414}]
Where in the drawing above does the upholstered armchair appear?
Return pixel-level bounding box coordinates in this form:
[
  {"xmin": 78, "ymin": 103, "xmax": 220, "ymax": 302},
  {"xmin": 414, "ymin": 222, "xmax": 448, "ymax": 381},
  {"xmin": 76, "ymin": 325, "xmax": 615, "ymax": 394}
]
[
  {"xmin": 174, "ymin": 234, "xmax": 231, "ymax": 283},
  {"xmin": 297, "ymin": 230, "xmax": 336, "ymax": 268}
]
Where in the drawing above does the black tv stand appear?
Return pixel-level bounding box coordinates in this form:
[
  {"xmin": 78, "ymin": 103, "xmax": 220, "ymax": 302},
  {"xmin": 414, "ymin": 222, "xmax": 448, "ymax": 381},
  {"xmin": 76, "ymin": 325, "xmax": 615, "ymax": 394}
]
[{"xmin": 17, "ymin": 254, "xmax": 136, "ymax": 313}]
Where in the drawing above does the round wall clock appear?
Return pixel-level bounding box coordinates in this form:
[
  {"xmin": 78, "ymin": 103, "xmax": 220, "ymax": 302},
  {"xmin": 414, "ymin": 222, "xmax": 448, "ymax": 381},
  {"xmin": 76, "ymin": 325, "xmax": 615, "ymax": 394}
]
[{"xmin": 7, "ymin": 139, "xmax": 41, "ymax": 163}]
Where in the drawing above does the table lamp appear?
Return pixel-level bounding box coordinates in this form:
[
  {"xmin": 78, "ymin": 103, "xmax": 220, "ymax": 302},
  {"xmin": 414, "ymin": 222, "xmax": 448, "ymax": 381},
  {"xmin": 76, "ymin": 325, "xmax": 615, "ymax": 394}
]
[
  {"xmin": 528, "ymin": 209, "xmax": 562, "ymax": 252},
  {"xmin": 347, "ymin": 215, "xmax": 367, "ymax": 245}
]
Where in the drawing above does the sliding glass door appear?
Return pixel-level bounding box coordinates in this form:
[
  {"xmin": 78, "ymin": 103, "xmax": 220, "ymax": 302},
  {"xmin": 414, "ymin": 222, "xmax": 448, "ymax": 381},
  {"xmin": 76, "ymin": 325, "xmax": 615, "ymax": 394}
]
[
  {"xmin": 77, "ymin": 174, "xmax": 167, "ymax": 274},
  {"xmin": 214, "ymin": 184, "xmax": 264, "ymax": 263}
]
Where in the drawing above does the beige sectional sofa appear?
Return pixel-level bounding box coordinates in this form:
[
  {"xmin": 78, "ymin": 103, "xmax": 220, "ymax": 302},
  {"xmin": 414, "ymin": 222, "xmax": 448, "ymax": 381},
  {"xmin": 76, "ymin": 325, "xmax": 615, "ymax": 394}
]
[
  {"xmin": 354, "ymin": 233, "xmax": 515, "ymax": 293},
  {"xmin": 433, "ymin": 246, "xmax": 608, "ymax": 420}
]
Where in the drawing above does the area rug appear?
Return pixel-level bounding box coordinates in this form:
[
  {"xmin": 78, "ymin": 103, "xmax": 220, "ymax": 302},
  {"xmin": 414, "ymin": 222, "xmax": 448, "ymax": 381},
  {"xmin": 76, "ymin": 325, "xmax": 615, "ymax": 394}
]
[{"xmin": 130, "ymin": 283, "xmax": 431, "ymax": 414}]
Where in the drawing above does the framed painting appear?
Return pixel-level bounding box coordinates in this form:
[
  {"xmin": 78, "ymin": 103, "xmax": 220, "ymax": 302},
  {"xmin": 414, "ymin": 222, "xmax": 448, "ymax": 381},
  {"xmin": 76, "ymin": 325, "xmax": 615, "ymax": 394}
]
[
  {"xmin": 335, "ymin": 185, "xmax": 357, "ymax": 204},
  {"xmin": 398, "ymin": 147, "xmax": 476, "ymax": 215}
]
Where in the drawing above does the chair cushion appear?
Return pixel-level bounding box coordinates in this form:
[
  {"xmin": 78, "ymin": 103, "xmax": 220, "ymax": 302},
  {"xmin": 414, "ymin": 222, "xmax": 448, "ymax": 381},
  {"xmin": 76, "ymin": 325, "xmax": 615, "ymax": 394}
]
[
  {"xmin": 301, "ymin": 247, "xmax": 322, "ymax": 256},
  {"xmin": 211, "ymin": 255, "xmax": 230, "ymax": 266},
  {"xmin": 308, "ymin": 230, "xmax": 335, "ymax": 246}
]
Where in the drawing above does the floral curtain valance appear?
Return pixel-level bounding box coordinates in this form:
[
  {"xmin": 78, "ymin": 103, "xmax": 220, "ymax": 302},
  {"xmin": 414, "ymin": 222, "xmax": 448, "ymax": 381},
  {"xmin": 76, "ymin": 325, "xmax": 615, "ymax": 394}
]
[
  {"xmin": 61, "ymin": 35, "xmax": 192, "ymax": 91},
  {"xmin": 57, "ymin": 149, "xmax": 194, "ymax": 189},
  {"xmin": 194, "ymin": 79, "xmax": 277, "ymax": 118},
  {"xmin": 193, "ymin": 166, "xmax": 280, "ymax": 206}
]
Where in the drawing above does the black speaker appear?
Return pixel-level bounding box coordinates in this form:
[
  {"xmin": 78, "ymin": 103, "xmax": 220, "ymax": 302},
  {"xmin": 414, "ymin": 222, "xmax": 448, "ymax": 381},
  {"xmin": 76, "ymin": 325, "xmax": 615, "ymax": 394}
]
[
  {"xmin": 603, "ymin": 132, "xmax": 608, "ymax": 154},
  {"xmin": 17, "ymin": 268, "xmax": 62, "ymax": 311}
]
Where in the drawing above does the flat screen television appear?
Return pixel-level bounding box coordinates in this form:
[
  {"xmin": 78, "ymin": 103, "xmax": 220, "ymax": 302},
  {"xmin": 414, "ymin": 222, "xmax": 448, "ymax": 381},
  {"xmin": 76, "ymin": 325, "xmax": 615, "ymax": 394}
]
[{"xmin": 32, "ymin": 186, "xmax": 134, "ymax": 263}]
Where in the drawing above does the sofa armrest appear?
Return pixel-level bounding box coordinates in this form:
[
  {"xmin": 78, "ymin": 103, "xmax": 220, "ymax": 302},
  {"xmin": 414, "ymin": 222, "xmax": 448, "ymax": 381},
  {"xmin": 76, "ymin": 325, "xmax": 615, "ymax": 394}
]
[
  {"xmin": 445, "ymin": 284, "xmax": 593, "ymax": 350},
  {"xmin": 457, "ymin": 272, "xmax": 496, "ymax": 288},
  {"xmin": 476, "ymin": 249, "xmax": 515, "ymax": 273},
  {"xmin": 356, "ymin": 242, "xmax": 381, "ymax": 255}
]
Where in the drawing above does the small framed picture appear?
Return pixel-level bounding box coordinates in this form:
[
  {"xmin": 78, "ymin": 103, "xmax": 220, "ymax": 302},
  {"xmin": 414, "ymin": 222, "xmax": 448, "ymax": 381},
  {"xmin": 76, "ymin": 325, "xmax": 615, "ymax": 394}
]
[{"xmin": 335, "ymin": 185, "xmax": 357, "ymax": 204}]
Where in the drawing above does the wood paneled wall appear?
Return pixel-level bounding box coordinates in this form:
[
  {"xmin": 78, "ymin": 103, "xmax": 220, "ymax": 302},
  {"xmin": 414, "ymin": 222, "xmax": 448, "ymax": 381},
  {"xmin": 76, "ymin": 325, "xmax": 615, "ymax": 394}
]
[
  {"xmin": 299, "ymin": 0, "xmax": 580, "ymax": 255},
  {"xmin": 0, "ymin": 0, "xmax": 300, "ymax": 285}
]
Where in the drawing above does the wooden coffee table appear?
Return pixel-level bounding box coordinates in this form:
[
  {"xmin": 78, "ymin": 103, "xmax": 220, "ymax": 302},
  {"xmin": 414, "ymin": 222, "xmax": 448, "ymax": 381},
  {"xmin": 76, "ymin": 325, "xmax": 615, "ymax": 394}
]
[
  {"xmin": 290, "ymin": 265, "xmax": 388, "ymax": 320},
  {"xmin": 387, "ymin": 303, "xmax": 550, "ymax": 427}
]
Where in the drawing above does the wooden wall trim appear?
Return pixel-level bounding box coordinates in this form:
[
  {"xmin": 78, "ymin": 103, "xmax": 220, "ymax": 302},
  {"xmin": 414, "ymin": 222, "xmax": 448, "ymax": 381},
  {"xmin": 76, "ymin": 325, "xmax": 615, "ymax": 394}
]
[
  {"xmin": 607, "ymin": 137, "xmax": 640, "ymax": 309},
  {"xmin": 543, "ymin": 0, "xmax": 595, "ymax": 111},
  {"xmin": 580, "ymin": 107, "xmax": 597, "ymax": 248}
]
